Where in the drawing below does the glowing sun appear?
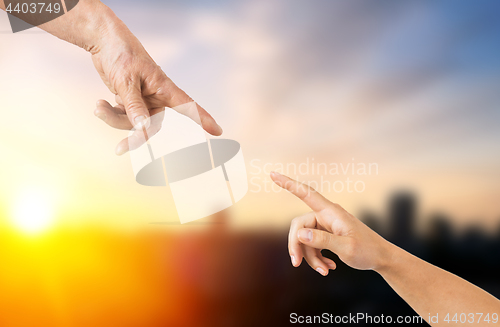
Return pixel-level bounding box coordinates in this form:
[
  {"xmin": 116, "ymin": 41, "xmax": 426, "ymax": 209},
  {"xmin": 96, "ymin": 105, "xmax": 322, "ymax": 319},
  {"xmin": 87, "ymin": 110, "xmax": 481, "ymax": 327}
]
[{"xmin": 12, "ymin": 188, "xmax": 54, "ymax": 234}]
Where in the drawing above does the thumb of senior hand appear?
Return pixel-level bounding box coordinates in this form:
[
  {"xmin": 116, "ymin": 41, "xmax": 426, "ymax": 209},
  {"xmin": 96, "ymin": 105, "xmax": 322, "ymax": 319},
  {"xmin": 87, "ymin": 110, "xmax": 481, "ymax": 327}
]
[{"xmin": 118, "ymin": 84, "xmax": 151, "ymax": 130}]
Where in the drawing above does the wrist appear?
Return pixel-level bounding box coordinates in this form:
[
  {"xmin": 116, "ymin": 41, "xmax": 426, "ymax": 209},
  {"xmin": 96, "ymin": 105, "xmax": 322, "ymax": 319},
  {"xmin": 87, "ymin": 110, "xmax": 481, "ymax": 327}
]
[
  {"xmin": 83, "ymin": 3, "xmax": 145, "ymax": 59},
  {"xmin": 39, "ymin": 0, "xmax": 120, "ymax": 54},
  {"xmin": 67, "ymin": 0, "xmax": 119, "ymax": 54},
  {"xmin": 374, "ymin": 239, "xmax": 401, "ymax": 275}
]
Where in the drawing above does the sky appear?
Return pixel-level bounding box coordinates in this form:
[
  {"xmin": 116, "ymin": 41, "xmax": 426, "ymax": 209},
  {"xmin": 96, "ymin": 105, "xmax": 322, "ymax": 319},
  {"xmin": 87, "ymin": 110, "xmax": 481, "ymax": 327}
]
[
  {"xmin": 1, "ymin": 1, "xmax": 500, "ymax": 326},
  {"xmin": 1, "ymin": 0, "xmax": 500, "ymax": 233}
]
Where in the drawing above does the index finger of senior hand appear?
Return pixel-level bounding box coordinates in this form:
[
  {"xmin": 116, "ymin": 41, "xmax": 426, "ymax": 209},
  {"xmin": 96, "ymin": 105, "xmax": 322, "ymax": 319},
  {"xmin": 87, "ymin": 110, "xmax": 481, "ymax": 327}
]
[
  {"xmin": 156, "ymin": 76, "xmax": 223, "ymax": 136},
  {"xmin": 270, "ymin": 171, "xmax": 329, "ymax": 212}
]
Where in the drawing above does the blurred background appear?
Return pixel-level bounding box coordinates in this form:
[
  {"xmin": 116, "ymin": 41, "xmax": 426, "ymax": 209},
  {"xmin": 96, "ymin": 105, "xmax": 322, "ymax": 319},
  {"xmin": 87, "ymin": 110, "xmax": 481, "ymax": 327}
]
[{"xmin": 1, "ymin": 0, "xmax": 500, "ymax": 326}]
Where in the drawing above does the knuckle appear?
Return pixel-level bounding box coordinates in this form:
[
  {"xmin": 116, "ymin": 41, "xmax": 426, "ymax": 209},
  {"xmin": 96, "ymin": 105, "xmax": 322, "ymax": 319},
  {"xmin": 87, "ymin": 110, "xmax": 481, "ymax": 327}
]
[
  {"xmin": 155, "ymin": 75, "xmax": 174, "ymax": 94},
  {"xmin": 115, "ymin": 71, "xmax": 140, "ymax": 93},
  {"xmin": 323, "ymin": 207, "xmax": 336, "ymax": 217},
  {"xmin": 331, "ymin": 203, "xmax": 343, "ymax": 211},
  {"xmin": 165, "ymin": 83, "xmax": 192, "ymax": 105},
  {"xmin": 125, "ymin": 100, "xmax": 145, "ymax": 114},
  {"xmin": 291, "ymin": 217, "xmax": 300, "ymax": 226},
  {"xmin": 114, "ymin": 69, "xmax": 135, "ymax": 89},
  {"xmin": 284, "ymin": 180, "xmax": 295, "ymax": 192},
  {"xmin": 302, "ymin": 192, "xmax": 312, "ymax": 202},
  {"xmin": 317, "ymin": 232, "xmax": 331, "ymax": 247}
]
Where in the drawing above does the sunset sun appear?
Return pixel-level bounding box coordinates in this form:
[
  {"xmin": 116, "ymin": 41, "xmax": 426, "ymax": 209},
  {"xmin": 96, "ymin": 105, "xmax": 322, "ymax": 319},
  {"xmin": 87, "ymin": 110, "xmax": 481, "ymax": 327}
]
[{"xmin": 12, "ymin": 188, "xmax": 55, "ymax": 234}]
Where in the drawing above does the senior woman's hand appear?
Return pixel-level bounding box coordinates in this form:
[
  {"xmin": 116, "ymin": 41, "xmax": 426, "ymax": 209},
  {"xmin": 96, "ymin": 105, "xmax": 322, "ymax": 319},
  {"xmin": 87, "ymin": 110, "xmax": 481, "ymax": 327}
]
[
  {"xmin": 0, "ymin": 0, "xmax": 222, "ymax": 155},
  {"xmin": 90, "ymin": 12, "xmax": 223, "ymax": 154}
]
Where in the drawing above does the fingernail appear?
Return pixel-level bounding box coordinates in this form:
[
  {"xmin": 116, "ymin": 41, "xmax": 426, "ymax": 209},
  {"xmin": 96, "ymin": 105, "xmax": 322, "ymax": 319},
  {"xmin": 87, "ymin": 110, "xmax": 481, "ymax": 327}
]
[
  {"xmin": 316, "ymin": 267, "xmax": 327, "ymax": 276},
  {"xmin": 298, "ymin": 229, "xmax": 312, "ymax": 242},
  {"xmin": 134, "ymin": 115, "xmax": 150, "ymax": 129},
  {"xmin": 95, "ymin": 111, "xmax": 106, "ymax": 121},
  {"xmin": 291, "ymin": 255, "xmax": 296, "ymax": 266},
  {"xmin": 115, "ymin": 145, "xmax": 126, "ymax": 156},
  {"xmin": 217, "ymin": 124, "xmax": 223, "ymax": 135}
]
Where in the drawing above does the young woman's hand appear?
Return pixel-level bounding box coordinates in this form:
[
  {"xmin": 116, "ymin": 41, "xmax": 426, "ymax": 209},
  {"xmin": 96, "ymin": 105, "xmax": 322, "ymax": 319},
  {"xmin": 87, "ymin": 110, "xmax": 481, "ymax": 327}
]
[{"xmin": 270, "ymin": 171, "xmax": 394, "ymax": 276}]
